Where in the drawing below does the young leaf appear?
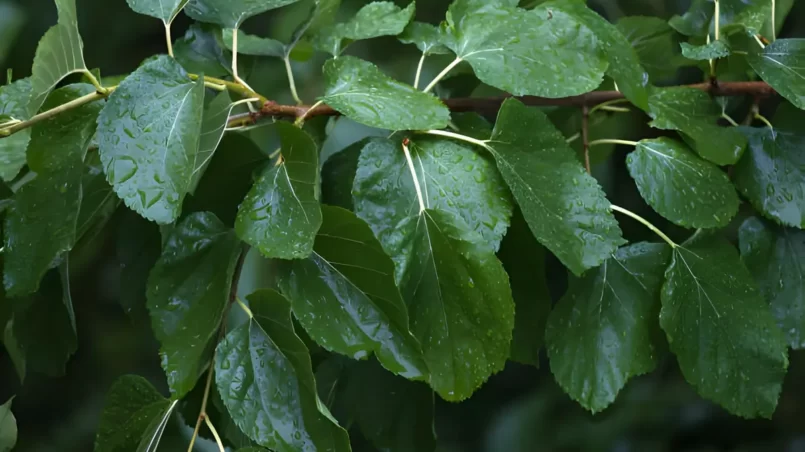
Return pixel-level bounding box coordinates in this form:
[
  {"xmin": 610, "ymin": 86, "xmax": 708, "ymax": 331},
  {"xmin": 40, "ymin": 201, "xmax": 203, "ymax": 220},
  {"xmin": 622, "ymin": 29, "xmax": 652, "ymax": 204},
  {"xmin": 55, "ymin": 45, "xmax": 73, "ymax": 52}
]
[
  {"xmin": 221, "ymin": 28, "xmax": 285, "ymax": 57},
  {"xmin": 235, "ymin": 122, "xmax": 322, "ymax": 259},
  {"xmin": 546, "ymin": 243, "xmax": 670, "ymax": 413},
  {"xmin": 313, "ymin": 1, "xmax": 415, "ymax": 55},
  {"xmin": 3, "ymin": 84, "xmax": 102, "ymax": 297},
  {"xmin": 399, "ymin": 22, "xmax": 450, "ymax": 55},
  {"xmin": 352, "ymin": 137, "xmax": 512, "ymax": 277},
  {"xmin": 617, "ymin": 16, "xmax": 687, "ymax": 81},
  {"xmin": 320, "ymin": 56, "xmax": 450, "ymax": 131},
  {"xmin": 0, "ymin": 397, "xmax": 16, "ymax": 452},
  {"xmin": 747, "ymin": 39, "xmax": 805, "ymax": 110},
  {"xmin": 626, "ymin": 137, "xmax": 740, "ymax": 229},
  {"xmin": 189, "ymin": 90, "xmax": 235, "ymax": 193},
  {"xmin": 648, "ymin": 87, "xmax": 747, "ymax": 165},
  {"xmin": 440, "ymin": 0, "xmax": 607, "ymax": 97},
  {"xmin": 733, "ymin": 127, "xmax": 805, "ymax": 228},
  {"xmin": 487, "ymin": 98, "xmax": 625, "ymax": 276},
  {"xmin": 95, "ymin": 375, "xmax": 176, "ymax": 452},
  {"xmin": 125, "ymin": 0, "xmax": 188, "ymax": 23},
  {"xmin": 29, "ymin": 0, "xmax": 91, "ymax": 112},
  {"xmin": 0, "ymin": 78, "xmax": 32, "ymax": 181},
  {"xmin": 681, "ymin": 40, "xmax": 731, "ymax": 60},
  {"xmin": 215, "ymin": 289, "xmax": 351, "ymax": 451},
  {"xmin": 277, "ymin": 205, "xmax": 428, "ymax": 380},
  {"xmin": 97, "ymin": 55, "xmax": 205, "ymax": 224},
  {"xmin": 740, "ymin": 217, "xmax": 805, "ymax": 349},
  {"xmin": 661, "ymin": 233, "xmax": 788, "ymax": 418},
  {"xmin": 396, "ymin": 209, "xmax": 514, "ymax": 401},
  {"xmin": 146, "ymin": 212, "xmax": 243, "ymax": 399},
  {"xmin": 185, "ymin": 0, "xmax": 304, "ymax": 28}
]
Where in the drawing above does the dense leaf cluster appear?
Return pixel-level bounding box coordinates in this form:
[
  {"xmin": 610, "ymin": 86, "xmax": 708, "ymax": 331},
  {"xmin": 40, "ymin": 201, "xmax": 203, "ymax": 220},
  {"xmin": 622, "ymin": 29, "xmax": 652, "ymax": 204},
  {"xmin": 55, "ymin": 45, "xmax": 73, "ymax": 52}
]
[{"xmin": 1, "ymin": 0, "xmax": 804, "ymax": 450}]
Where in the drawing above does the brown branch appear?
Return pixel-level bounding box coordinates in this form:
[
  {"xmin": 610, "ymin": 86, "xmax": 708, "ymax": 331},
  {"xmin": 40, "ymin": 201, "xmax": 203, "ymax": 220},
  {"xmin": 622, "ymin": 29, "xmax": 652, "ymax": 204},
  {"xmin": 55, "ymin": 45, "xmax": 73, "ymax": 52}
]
[{"xmin": 226, "ymin": 81, "xmax": 776, "ymax": 128}]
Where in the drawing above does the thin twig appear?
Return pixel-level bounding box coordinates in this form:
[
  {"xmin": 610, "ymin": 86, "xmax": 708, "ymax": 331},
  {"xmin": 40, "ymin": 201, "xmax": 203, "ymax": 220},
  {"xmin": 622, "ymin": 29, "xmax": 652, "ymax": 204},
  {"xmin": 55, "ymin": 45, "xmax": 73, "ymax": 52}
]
[{"xmin": 0, "ymin": 88, "xmax": 115, "ymax": 136}]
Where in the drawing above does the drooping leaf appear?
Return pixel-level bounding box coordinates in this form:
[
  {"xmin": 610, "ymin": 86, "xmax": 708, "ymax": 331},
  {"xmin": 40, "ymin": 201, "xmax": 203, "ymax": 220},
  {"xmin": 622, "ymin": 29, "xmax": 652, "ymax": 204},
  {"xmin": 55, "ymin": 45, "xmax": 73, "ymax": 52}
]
[
  {"xmin": 747, "ymin": 39, "xmax": 805, "ymax": 110},
  {"xmin": 29, "ymin": 0, "xmax": 90, "ymax": 112},
  {"xmin": 352, "ymin": 137, "xmax": 512, "ymax": 280},
  {"xmin": 321, "ymin": 140, "xmax": 362, "ymax": 210},
  {"xmin": 648, "ymin": 87, "xmax": 747, "ymax": 165},
  {"xmin": 681, "ymin": 40, "xmax": 731, "ymax": 60},
  {"xmin": 733, "ymin": 127, "xmax": 805, "ymax": 228},
  {"xmin": 320, "ymin": 56, "xmax": 450, "ymax": 131},
  {"xmin": 189, "ymin": 90, "xmax": 235, "ymax": 192},
  {"xmin": 626, "ymin": 137, "xmax": 740, "ymax": 229},
  {"xmin": 221, "ymin": 28, "xmax": 285, "ymax": 57},
  {"xmin": 440, "ymin": 0, "xmax": 608, "ymax": 97},
  {"xmin": 399, "ymin": 22, "xmax": 450, "ymax": 55},
  {"xmin": 4, "ymin": 84, "xmax": 101, "ymax": 297},
  {"xmin": 146, "ymin": 212, "xmax": 242, "ymax": 399},
  {"xmin": 545, "ymin": 1, "xmax": 651, "ymax": 110},
  {"xmin": 0, "ymin": 397, "xmax": 16, "ymax": 452},
  {"xmin": 185, "ymin": 0, "xmax": 304, "ymax": 28},
  {"xmin": 288, "ymin": 0, "xmax": 341, "ymax": 53},
  {"xmin": 546, "ymin": 243, "xmax": 669, "ymax": 413},
  {"xmin": 486, "ymin": 98, "xmax": 625, "ymax": 276},
  {"xmin": 669, "ymin": 0, "xmax": 712, "ymax": 37},
  {"xmin": 95, "ymin": 375, "xmax": 176, "ymax": 452},
  {"xmin": 498, "ymin": 208, "xmax": 551, "ymax": 368},
  {"xmin": 395, "ymin": 209, "xmax": 514, "ymax": 401},
  {"xmin": 0, "ymin": 78, "xmax": 32, "ymax": 182},
  {"xmin": 313, "ymin": 1, "xmax": 415, "ymax": 55},
  {"xmin": 125, "ymin": 0, "xmax": 188, "ymax": 23},
  {"xmin": 617, "ymin": 16, "xmax": 687, "ymax": 81},
  {"xmin": 215, "ymin": 289, "xmax": 351, "ymax": 451},
  {"xmin": 660, "ymin": 233, "xmax": 788, "ymax": 418},
  {"xmin": 173, "ymin": 23, "xmax": 231, "ymax": 77},
  {"xmin": 97, "ymin": 55, "xmax": 205, "ymax": 224},
  {"xmin": 278, "ymin": 205, "xmax": 427, "ymax": 380},
  {"xmin": 235, "ymin": 122, "xmax": 322, "ymax": 259},
  {"xmin": 740, "ymin": 217, "xmax": 805, "ymax": 349}
]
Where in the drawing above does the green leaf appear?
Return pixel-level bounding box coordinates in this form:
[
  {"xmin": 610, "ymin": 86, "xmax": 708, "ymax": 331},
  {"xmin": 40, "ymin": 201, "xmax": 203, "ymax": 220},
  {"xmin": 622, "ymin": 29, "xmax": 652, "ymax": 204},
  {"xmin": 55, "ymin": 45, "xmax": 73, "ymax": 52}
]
[
  {"xmin": 626, "ymin": 137, "xmax": 740, "ymax": 229},
  {"xmin": 321, "ymin": 140, "xmax": 361, "ymax": 210},
  {"xmin": 314, "ymin": 1, "xmax": 415, "ymax": 55},
  {"xmin": 396, "ymin": 209, "xmax": 514, "ymax": 401},
  {"xmin": 681, "ymin": 40, "xmax": 731, "ymax": 60},
  {"xmin": 546, "ymin": 243, "xmax": 669, "ymax": 413},
  {"xmin": 76, "ymin": 153, "xmax": 120, "ymax": 242},
  {"xmin": 740, "ymin": 217, "xmax": 805, "ymax": 349},
  {"xmin": 29, "ymin": 0, "xmax": 90, "ymax": 112},
  {"xmin": 189, "ymin": 90, "xmax": 235, "ymax": 192},
  {"xmin": 0, "ymin": 78, "xmax": 32, "ymax": 181},
  {"xmin": 660, "ymin": 233, "xmax": 788, "ymax": 418},
  {"xmin": 733, "ymin": 127, "xmax": 805, "ymax": 228},
  {"xmin": 352, "ymin": 137, "xmax": 512, "ymax": 278},
  {"xmin": 499, "ymin": 209, "xmax": 551, "ymax": 368},
  {"xmin": 278, "ymin": 205, "xmax": 428, "ymax": 380},
  {"xmin": 147, "ymin": 212, "xmax": 243, "ymax": 399},
  {"xmin": 748, "ymin": 39, "xmax": 805, "ymax": 110},
  {"xmin": 545, "ymin": 1, "xmax": 651, "ymax": 110},
  {"xmin": 97, "ymin": 55, "xmax": 205, "ymax": 224},
  {"xmin": 235, "ymin": 122, "xmax": 322, "ymax": 259},
  {"xmin": 399, "ymin": 22, "xmax": 450, "ymax": 55},
  {"xmin": 95, "ymin": 375, "xmax": 176, "ymax": 452},
  {"xmin": 125, "ymin": 0, "xmax": 188, "ymax": 23},
  {"xmin": 617, "ymin": 16, "xmax": 687, "ymax": 81},
  {"xmin": 215, "ymin": 289, "xmax": 351, "ymax": 451},
  {"xmin": 669, "ymin": 0, "xmax": 712, "ymax": 37},
  {"xmin": 289, "ymin": 0, "xmax": 341, "ymax": 52},
  {"xmin": 487, "ymin": 98, "xmax": 625, "ymax": 276},
  {"xmin": 4, "ymin": 84, "xmax": 101, "ymax": 297},
  {"xmin": 320, "ymin": 56, "xmax": 450, "ymax": 131},
  {"xmin": 441, "ymin": 0, "xmax": 607, "ymax": 97},
  {"xmin": 221, "ymin": 28, "xmax": 285, "ymax": 57},
  {"xmin": 647, "ymin": 87, "xmax": 747, "ymax": 165},
  {"xmin": 0, "ymin": 397, "xmax": 16, "ymax": 452},
  {"xmin": 670, "ymin": 0, "xmax": 771, "ymax": 38},
  {"xmin": 185, "ymin": 0, "xmax": 304, "ymax": 28},
  {"xmin": 173, "ymin": 23, "xmax": 231, "ymax": 78}
]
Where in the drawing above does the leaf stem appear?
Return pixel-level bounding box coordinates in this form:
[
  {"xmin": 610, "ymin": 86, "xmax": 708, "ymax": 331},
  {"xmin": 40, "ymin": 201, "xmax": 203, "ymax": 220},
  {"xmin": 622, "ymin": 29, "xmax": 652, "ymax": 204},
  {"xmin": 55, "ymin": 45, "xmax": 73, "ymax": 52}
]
[
  {"xmin": 402, "ymin": 139, "xmax": 426, "ymax": 213},
  {"xmin": 588, "ymin": 98, "xmax": 631, "ymax": 115},
  {"xmin": 588, "ymin": 138, "xmax": 638, "ymax": 147},
  {"xmin": 295, "ymin": 100, "xmax": 324, "ymax": 126},
  {"xmin": 423, "ymin": 57, "xmax": 462, "ymax": 93},
  {"xmin": 582, "ymin": 105, "xmax": 591, "ymax": 174},
  {"xmin": 164, "ymin": 23, "xmax": 174, "ymax": 57},
  {"xmin": 772, "ymin": 0, "xmax": 776, "ymax": 41},
  {"xmin": 714, "ymin": 0, "xmax": 721, "ymax": 41},
  {"xmin": 754, "ymin": 112, "xmax": 775, "ymax": 136},
  {"xmin": 753, "ymin": 34, "xmax": 766, "ymax": 49},
  {"xmin": 609, "ymin": 205, "xmax": 678, "ymax": 248},
  {"xmin": 0, "ymin": 88, "xmax": 116, "ymax": 137},
  {"xmin": 422, "ymin": 129, "xmax": 490, "ymax": 148},
  {"xmin": 284, "ymin": 56, "xmax": 302, "ymax": 105},
  {"xmin": 414, "ymin": 53, "xmax": 426, "ymax": 90},
  {"xmin": 236, "ymin": 297, "xmax": 254, "ymax": 318},
  {"xmin": 187, "ymin": 359, "xmax": 216, "ymax": 452},
  {"xmin": 721, "ymin": 112, "xmax": 739, "ymax": 127},
  {"xmin": 204, "ymin": 416, "xmax": 226, "ymax": 452},
  {"xmin": 189, "ymin": 74, "xmax": 268, "ymax": 104}
]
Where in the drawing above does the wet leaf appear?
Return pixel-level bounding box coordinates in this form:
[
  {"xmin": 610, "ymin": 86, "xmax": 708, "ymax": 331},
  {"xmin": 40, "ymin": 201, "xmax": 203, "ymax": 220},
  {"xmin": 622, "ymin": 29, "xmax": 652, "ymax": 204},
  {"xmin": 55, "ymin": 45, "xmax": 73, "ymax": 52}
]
[
  {"xmin": 173, "ymin": 23, "xmax": 231, "ymax": 77},
  {"xmin": 626, "ymin": 137, "xmax": 740, "ymax": 229},
  {"xmin": 320, "ymin": 56, "xmax": 450, "ymax": 131},
  {"xmin": 215, "ymin": 289, "xmax": 351, "ymax": 451},
  {"xmin": 125, "ymin": 0, "xmax": 188, "ymax": 23},
  {"xmin": 0, "ymin": 397, "xmax": 16, "ymax": 452},
  {"xmin": 617, "ymin": 16, "xmax": 687, "ymax": 81},
  {"xmin": 185, "ymin": 0, "xmax": 304, "ymax": 28},
  {"xmin": 399, "ymin": 22, "xmax": 450, "ymax": 55},
  {"xmin": 147, "ymin": 212, "xmax": 243, "ymax": 399},
  {"xmin": 221, "ymin": 28, "xmax": 285, "ymax": 57},
  {"xmin": 278, "ymin": 205, "xmax": 428, "ymax": 380},
  {"xmin": 487, "ymin": 98, "xmax": 625, "ymax": 276},
  {"xmin": 313, "ymin": 1, "xmax": 414, "ymax": 55},
  {"xmin": 546, "ymin": 243, "xmax": 670, "ymax": 413},
  {"xmin": 681, "ymin": 40, "xmax": 731, "ymax": 60},
  {"xmin": 0, "ymin": 78, "xmax": 32, "ymax": 181},
  {"xmin": 189, "ymin": 90, "xmax": 235, "ymax": 193},
  {"xmin": 748, "ymin": 39, "xmax": 805, "ymax": 110},
  {"xmin": 661, "ymin": 233, "xmax": 788, "ymax": 419},
  {"xmin": 235, "ymin": 122, "xmax": 322, "ymax": 259}
]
